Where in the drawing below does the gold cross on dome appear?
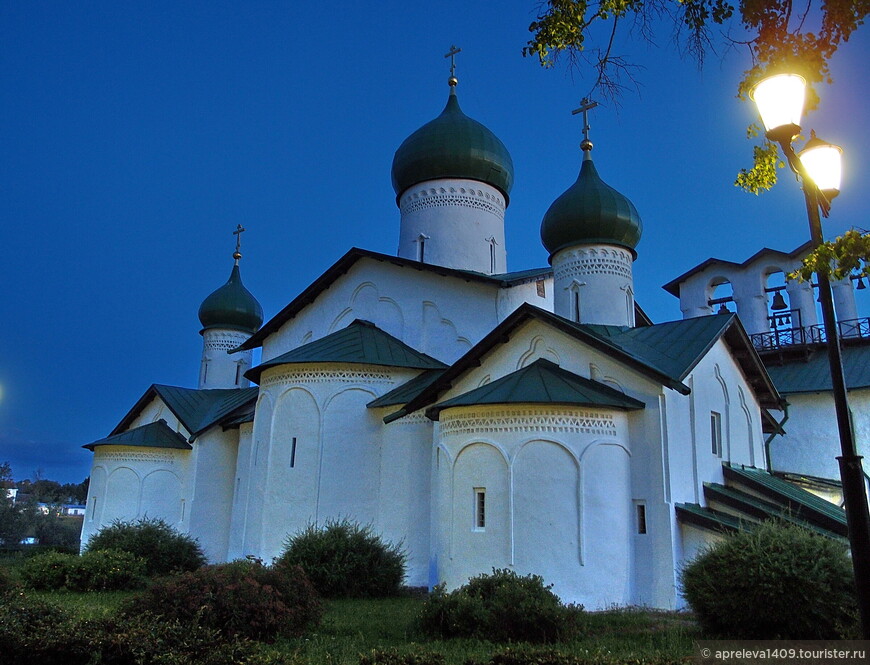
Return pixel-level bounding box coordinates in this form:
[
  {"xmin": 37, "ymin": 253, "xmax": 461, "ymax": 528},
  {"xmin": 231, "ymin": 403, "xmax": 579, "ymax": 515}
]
[
  {"xmin": 445, "ymin": 45, "xmax": 461, "ymax": 80},
  {"xmin": 232, "ymin": 224, "xmax": 246, "ymax": 262}
]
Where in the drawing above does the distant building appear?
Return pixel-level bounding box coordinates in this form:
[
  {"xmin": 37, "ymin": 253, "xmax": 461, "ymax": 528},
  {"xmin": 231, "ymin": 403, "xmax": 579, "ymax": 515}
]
[{"xmin": 80, "ymin": 72, "xmax": 848, "ymax": 609}]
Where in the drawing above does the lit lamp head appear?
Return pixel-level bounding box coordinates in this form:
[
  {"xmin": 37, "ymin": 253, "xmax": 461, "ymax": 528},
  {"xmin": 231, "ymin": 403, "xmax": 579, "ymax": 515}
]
[
  {"xmin": 799, "ymin": 131, "xmax": 843, "ymax": 200},
  {"xmin": 749, "ymin": 73, "xmax": 806, "ymax": 144}
]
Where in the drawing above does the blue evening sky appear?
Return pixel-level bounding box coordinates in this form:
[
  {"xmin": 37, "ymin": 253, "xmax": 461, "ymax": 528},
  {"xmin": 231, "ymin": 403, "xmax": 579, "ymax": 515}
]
[{"xmin": 2, "ymin": 2, "xmax": 868, "ymax": 483}]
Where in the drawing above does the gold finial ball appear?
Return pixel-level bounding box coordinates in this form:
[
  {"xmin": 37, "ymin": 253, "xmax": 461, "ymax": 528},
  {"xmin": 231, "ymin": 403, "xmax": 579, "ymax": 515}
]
[
  {"xmin": 233, "ymin": 251, "xmax": 242, "ymax": 260},
  {"xmin": 580, "ymin": 138, "xmax": 593, "ymax": 152},
  {"xmin": 448, "ymin": 76, "xmax": 458, "ymax": 87}
]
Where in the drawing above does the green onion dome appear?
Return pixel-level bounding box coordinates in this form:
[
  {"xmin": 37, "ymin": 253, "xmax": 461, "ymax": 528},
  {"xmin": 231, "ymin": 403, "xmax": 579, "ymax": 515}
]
[
  {"xmin": 391, "ymin": 88, "xmax": 514, "ymax": 202},
  {"xmin": 198, "ymin": 264, "xmax": 263, "ymax": 334},
  {"xmin": 540, "ymin": 154, "xmax": 643, "ymax": 258}
]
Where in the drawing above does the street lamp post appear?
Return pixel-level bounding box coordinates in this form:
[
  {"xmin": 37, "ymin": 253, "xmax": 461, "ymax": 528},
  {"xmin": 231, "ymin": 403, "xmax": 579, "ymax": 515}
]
[{"xmin": 751, "ymin": 73, "xmax": 870, "ymax": 638}]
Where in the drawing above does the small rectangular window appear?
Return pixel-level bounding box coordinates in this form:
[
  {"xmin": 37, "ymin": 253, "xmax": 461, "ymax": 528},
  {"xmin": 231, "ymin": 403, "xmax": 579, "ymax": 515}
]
[
  {"xmin": 636, "ymin": 504, "xmax": 647, "ymax": 534},
  {"xmin": 290, "ymin": 437, "xmax": 297, "ymax": 468},
  {"xmin": 536, "ymin": 279, "xmax": 546, "ymax": 298},
  {"xmin": 474, "ymin": 488, "xmax": 486, "ymax": 530},
  {"xmin": 235, "ymin": 364, "xmax": 242, "ymax": 385},
  {"xmin": 711, "ymin": 411, "xmax": 722, "ymax": 457}
]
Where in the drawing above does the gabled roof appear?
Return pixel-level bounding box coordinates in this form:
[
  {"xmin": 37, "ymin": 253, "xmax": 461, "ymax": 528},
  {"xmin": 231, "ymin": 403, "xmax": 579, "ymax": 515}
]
[
  {"xmin": 384, "ymin": 304, "xmax": 781, "ymax": 423},
  {"xmin": 367, "ymin": 369, "xmax": 446, "ymax": 408},
  {"xmin": 765, "ymin": 344, "xmax": 870, "ymax": 394},
  {"xmin": 425, "ymin": 358, "xmax": 645, "ymax": 419},
  {"xmin": 246, "ymin": 319, "xmax": 447, "ymax": 384},
  {"xmin": 236, "ymin": 248, "xmax": 554, "ymax": 351},
  {"xmin": 111, "ymin": 385, "xmax": 258, "ymax": 441},
  {"xmin": 662, "ymin": 242, "xmax": 813, "ymax": 297},
  {"xmin": 84, "ymin": 419, "xmax": 192, "ymax": 451}
]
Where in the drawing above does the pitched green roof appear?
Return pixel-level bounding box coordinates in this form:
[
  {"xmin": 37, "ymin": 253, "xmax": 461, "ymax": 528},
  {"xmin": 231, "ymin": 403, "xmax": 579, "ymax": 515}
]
[
  {"xmin": 367, "ymin": 369, "xmax": 446, "ymax": 408},
  {"xmin": 84, "ymin": 420, "xmax": 191, "ymax": 451},
  {"xmin": 675, "ymin": 503, "xmax": 747, "ymax": 533},
  {"xmin": 764, "ymin": 344, "xmax": 870, "ymax": 394},
  {"xmin": 386, "ymin": 304, "xmax": 780, "ymax": 424},
  {"xmin": 426, "ymin": 358, "xmax": 645, "ymax": 419},
  {"xmin": 723, "ymin": 463, "xmax": 848, "ymax": 535},
  {"xmin": 247, "ymin": 320, "xmax": 447, "ymax": 384},
  {"xmin": 111, "ymin": 385, "xmax": 258, "ymax": 440}
]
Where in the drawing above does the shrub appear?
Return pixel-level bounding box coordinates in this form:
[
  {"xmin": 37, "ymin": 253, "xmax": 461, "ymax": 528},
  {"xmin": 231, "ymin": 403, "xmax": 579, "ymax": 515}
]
[
  {"xmin": 277, "ymin": 518, "xmax": 406, "ymax": 598},
  {"xmin": 0, "ymin": 565, "xmax": 20, "ymax": 595},
  {"xmin": 467, "ymin": 649, "xmax": 686, "ymax": 665},
  {"xmin": 681, "ymin": 520, "xmax": 858, "ymax": 638},
  {"xmin": 85, "ymin": 517, "xmax": 206, "ymax": 576},
  {"xmin": 66, "ymin": 548, "xmax": 147, "ymax": 591},
  {"xmin": 416, "ymin": 569, "xmax": 584, "ymax": 643},
  {"xmin": 19, "ymin": 548, "xmax": 146, "ymax": 591},
  {"xmin": 19, "ymin": 550, "xmax": 73, "ymax": 590},
  {"xmin": 0, "ymin": 593, "xmax": 81, "ymax": 664},
  {"xmin": 121, "ymin": 558, "xmax": 322, "ymax": 642}
]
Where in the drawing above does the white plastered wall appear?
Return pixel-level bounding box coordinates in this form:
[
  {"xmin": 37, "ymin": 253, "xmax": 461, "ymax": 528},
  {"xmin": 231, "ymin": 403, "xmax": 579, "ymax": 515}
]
[
  {"xmin": 260, "ymin": 260, "xmax": 552, "ymax": 368},
  {"xmin": 229, "ymin": 363, "xmax": 433, "ymax": 585}
]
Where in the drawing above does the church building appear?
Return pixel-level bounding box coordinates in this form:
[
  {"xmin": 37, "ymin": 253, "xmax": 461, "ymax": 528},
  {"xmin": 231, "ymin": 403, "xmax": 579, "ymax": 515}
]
[{"xmin": 81, "ymin": 65, "xmax": 849, "ymax": 609}]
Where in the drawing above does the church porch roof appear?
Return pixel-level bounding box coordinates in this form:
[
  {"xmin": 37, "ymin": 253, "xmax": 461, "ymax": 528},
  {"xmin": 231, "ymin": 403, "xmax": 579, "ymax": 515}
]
[
  {"xmin": 367, "ymin": 369, "xmax": 446, "ymax": 409},
  {"xmin": 84, "ymin": 419, "xmax": 192, "ymax": 451},
  {"xmin": 425, "ymin": 358, "xmax": 645, "ymax": 420},
  {"xmin": 246, "ymin": 319, "xmax": 447, "ymax": 384},
  {"xmin": 764, "ymin": 343, "xmax": 870, "ymax": 394}
]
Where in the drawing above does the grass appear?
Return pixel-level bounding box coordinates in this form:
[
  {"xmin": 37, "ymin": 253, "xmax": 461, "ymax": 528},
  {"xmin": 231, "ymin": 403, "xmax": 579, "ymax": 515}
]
[{"xmin": 1, "ymin": 552, "xmax": 699, "ymax": 664}]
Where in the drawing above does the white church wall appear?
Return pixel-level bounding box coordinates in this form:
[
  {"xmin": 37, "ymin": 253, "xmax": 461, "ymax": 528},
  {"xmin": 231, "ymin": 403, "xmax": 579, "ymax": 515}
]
[
  {"xmin": 239, "ymin": 391, "xmax": 273, "ymax": 558},
  {"xmin": 186, "ymin": 427, "xmax": 239, "ymax": 562},
  {"xmin": 496, "ymin": 278, "xmax": 553, "ymax": 322},
  {"xmin": 375, "ymin": 410, "xmax": 434, "ymax": 587},
  {"xmin": 552, "ymin": 245, "xmax": 636, "ymax": 327},
  {"xmin": 434, "ymin": 404, "xmax": 634, "ymax": 607},
  {"xmin": 241, "ymin": 363, "xmax": 432, "ymax": 578},
  {"xmin": 128, "ymin": 397, "xmax": 185, "ymax": 434},
  {"xmin": 81, "ymin": 444, "xmax": 191, "ymax": 549},
  {"xmin": 226, "ymin": 422, "xmax": 254, "ymax": 561},
  {"xmin": 397, "ymin": 178, "xmax": 508, "ymax": 274},
  {"xmin": 260, "ymin": 260, "xmax": 551, "ymax": 369},
  {"xmin": 769, "ymin": 388, "xmax": 870, "ymax": 481}
]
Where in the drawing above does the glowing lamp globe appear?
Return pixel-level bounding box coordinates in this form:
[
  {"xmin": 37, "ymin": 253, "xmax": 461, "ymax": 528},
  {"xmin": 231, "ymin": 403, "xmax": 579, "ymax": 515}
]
[
  {"xmin": 799, "ymin": 134, "xmax": 843, "ymax": 198},
  {"xmin": 750, "ymin": 73, "xmax": 806, "ymax": 143}
]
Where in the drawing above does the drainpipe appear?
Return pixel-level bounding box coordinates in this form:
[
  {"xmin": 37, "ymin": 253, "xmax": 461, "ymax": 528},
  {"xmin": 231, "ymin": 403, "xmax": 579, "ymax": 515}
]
[{"xmin": 764, "ymin": 401, "xmax": 790, "ymax": 472}]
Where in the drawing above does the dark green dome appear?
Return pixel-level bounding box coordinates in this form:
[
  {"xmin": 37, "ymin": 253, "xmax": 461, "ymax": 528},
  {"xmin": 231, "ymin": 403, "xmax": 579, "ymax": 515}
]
[
  {"xmin": 540, "ymin": 156, "xmax": 642, "ymax": 258},
  {"xmin": 198, "ymin": 264, "xmax": 263, "ymax": 334},
  {"xmin": 391, "ymin": 88, "xmax": 514, "ymax": 201}
]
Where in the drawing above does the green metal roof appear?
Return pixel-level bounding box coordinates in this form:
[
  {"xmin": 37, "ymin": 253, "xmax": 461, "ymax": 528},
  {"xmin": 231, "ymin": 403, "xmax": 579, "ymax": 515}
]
[
  {"xmin": 384, "ymin": 304, "xmax": 781, "ymax": 423},
  {"xmin": 84, "ymin": 420, "xmax": 192, "ymax": 451},
  {"xmin": 247, "ymin": 320, "xmax": 447, "ymax": 384},
  {"xmin": 367, "ymin": 369, "xmax": 446, "ymax": 409},
  {"xmin": 540, "ymin": 156, "xmax": 642, "ymax": 258},
  {"xmin": 198, "ymin": 263, "xmax": 264, "ymax": 334},
  {"xmin": 703, "ymin": 482, "xmax": 846, "ymax": 539},
  {"xmin": 111, "ymin": 385, "xmax": 258, "ymax": 440},
  {"xmin": 764, "ymin": 344, "xmax": 870, "ymax": 394},
  {"xmin": 391, "ymin": 88, "xmax": 514, "ymax": 200},
  {"xmin": 723, "ymin": 463, "xmax": 848, "ymax": 535},
  {"xmin": 675, "ymin": 503, "xmax": 747, "ymax": 533},
  {"xmin": 425, "ymin": 358, "xmax": 645, "ymax": 419}
]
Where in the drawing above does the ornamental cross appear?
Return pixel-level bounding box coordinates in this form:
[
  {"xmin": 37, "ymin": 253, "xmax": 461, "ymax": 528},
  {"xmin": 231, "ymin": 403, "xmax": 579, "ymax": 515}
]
[
  {"xmin": 232, "ymin": 224, "xmax": 245, "ymax": 262},
  {"xmin": 571, "ymin": 98, "xmax": 599, "ymax": 143},
  {"xmin": 445, "ymin": 45, "xmax": 461, "ymax": 78}
]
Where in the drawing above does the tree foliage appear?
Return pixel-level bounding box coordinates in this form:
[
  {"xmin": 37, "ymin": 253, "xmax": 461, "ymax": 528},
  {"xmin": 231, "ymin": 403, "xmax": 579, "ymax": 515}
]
[
  {"xmin": 789, "ymin": 229, "xmax": 870, "ymax": 282},
  {"xmin": 523, "ymin": 0, "xmax": 868, "ymax": 192}
]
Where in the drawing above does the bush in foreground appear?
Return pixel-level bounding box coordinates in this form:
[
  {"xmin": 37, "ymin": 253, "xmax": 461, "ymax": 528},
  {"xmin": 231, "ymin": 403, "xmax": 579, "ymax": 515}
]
[
  {"xmin": 681, "ymin": 520, "xmax": 858, "ymax": 638},
  {"xmin": 19, "ymin": 548, "xmax": 146, "ymax": 591},
  {"xmin": 0, "ymin": 593, "xmax": 295, "ymax": 665},
  {"xmin": 121, "ymin": 559, "xmax": 322, "ymax": 642},
  {"xmin": 85, "ymin": 517, "xmax": 206, "ymax": 576},
  {"xmin": 417, "ymin": 569, "xmax": 583, "ymax": 643},
  {"xmin": 277, "ymin": 519, "xmax": 406, "ymax": 598}
]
